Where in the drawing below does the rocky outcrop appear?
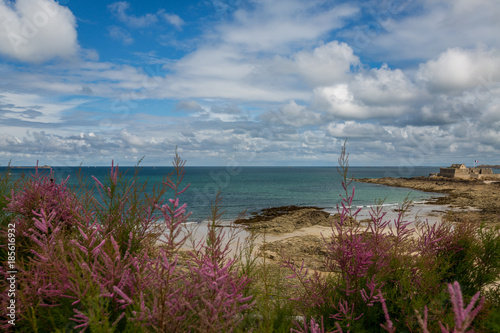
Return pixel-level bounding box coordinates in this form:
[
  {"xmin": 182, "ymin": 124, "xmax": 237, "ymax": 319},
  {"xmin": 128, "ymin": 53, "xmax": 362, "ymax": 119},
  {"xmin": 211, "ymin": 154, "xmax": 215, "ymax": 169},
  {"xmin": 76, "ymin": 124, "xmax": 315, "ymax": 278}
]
[
  {"xmin": 356, "ymin": 176, "xmax": 500, "ymax": 225},
  {"xmin": 234, "ymin": 206, "xmax": 331, "ymax": 233}
]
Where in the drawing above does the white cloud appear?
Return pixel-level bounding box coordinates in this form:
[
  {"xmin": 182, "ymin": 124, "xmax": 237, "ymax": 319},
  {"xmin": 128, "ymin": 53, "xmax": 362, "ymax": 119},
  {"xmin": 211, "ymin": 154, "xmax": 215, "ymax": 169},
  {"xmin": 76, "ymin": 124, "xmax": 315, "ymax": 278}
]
[
  {"xmin": 108, "ymin": 2, "xmax": 185, "ymax": 30},
  {"xmin": 108, "ymin": 1, "xmax": 158, "ymax": 28},
  {"xmin": 261, "ymin": 100, "xmax": 322, "ymax": 127},
  {"xmin": 157, "ymin": 40, "xmax": 359, "ymax": 102},
  {"xmin": 350, "ymin": 0, "xmax": 500, "ymax": 63},
  {"xmin": 313, "ymin": 83, "xmax": 410, "ymax": 121},
  {"xmin": 158, "ymin": 43, "xmax": 310, "ymax": 101},
  {"xmin": 160, "ymin": 11, "xmax": 184, "ymax": 30},
  {"xmin": 418, "ymin": 47, "xmax": 500, "ymax": 93},
  {"xmin": 108, "ymin": 26, "xmax": 134, "ymax": 45},
  {"xmin": 0, "ymin": 92, "xmax": 85, "ymax": 123},
  {"xmin": 293, "ymin": 41, "xmax": 359, "ymax": 87},
  {"xmin": 216, "ymin": 0, "xmax": 358, "ymax": 52},
  {"xmin": 311, "ymin": 64, "xmax": 422, "ymax": 120},
  {"xmin": 350, "ymin": 64, "xmax": 421, "ymax": 106},
  {"xmin": 120, "ymin": 129, "xmax": 145, "ymax": 147},
  {"xmin": 0, "ymin": 0, "xmax": 78, "ymax": 62},
  {"xmin": 326, "ymin": 121, "xmax": 389, "ymax": 139},
  {"xmin": 0, "ymin": 60, "xmax": 162, "ymax": 99}
]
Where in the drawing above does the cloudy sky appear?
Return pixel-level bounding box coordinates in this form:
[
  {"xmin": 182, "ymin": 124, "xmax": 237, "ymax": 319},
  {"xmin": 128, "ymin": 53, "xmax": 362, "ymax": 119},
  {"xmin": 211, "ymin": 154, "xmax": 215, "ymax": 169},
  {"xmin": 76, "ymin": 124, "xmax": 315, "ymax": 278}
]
[{"xmin": 0, "ymin": 0, "xmax": 499, "ymax": 166}]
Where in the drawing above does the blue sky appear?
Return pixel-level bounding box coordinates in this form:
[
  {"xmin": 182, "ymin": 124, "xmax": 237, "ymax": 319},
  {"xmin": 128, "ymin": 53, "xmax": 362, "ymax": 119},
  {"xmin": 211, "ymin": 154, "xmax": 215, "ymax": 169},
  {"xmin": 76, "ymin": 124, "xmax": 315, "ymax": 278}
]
[{"xmin": 0, "ymin": 0, "xmax": 499, "ymax": 167}]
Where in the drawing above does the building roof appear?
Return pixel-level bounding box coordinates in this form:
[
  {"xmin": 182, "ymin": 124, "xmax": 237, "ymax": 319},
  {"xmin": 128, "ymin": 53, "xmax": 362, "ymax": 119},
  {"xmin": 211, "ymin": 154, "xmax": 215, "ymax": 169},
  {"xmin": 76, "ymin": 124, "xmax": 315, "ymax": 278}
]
[{"xmin": 450, "ymin": 164, "xmax": 466, "ymax": 169}]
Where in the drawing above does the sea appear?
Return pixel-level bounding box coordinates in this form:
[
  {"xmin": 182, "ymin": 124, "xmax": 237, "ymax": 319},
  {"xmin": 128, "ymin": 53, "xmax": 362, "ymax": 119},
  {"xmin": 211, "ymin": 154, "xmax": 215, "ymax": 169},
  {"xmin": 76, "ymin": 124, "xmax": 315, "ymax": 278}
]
[{"xmin": 1, "ymin": 165, "xmax": 455, "ymax": 223}]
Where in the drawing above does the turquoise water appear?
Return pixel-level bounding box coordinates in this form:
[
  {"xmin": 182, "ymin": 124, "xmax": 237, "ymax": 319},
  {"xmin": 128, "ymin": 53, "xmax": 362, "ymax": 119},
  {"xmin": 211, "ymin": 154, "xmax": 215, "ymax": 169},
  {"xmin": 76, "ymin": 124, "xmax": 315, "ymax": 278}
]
[{"xmin": 2, "ymin": 165, "xmax": 444, "ymax": 222}]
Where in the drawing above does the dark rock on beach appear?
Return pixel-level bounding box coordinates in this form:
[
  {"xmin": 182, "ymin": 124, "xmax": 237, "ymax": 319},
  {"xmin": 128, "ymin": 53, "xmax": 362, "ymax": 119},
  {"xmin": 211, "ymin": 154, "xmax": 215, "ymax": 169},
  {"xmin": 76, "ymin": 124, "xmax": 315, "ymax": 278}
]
[{"xmin": 234, "ymin": 205, "xmax": 332, "ymax": 233}]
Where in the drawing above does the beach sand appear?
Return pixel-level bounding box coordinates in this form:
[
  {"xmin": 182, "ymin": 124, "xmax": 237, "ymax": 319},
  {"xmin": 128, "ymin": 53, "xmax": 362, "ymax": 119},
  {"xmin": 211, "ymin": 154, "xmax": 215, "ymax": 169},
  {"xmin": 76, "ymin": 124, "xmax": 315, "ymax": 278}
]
[{"xmin": 176, "ymin": 201, "xmax": 460, "ymax": 259}]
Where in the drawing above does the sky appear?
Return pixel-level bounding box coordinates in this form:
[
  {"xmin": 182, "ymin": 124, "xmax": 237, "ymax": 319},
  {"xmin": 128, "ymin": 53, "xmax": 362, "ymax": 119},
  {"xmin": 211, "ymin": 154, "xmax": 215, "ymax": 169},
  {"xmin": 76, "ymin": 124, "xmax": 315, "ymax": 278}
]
[{"xmin": 0, "ymin": 0, "xmax": 499, "ymax": 167}]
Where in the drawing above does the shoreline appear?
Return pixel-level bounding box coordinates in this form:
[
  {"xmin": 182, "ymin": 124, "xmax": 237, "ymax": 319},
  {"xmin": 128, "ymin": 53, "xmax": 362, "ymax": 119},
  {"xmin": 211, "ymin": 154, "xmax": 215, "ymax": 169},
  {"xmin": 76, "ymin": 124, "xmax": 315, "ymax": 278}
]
[{"xmin": 356, "ymin": 176, "xmax": 500, "ymax": 226}]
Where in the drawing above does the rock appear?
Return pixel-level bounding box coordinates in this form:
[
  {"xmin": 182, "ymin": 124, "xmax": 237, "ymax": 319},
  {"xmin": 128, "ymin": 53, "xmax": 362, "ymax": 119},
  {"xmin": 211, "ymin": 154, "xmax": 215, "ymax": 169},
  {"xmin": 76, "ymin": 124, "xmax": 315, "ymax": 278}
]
[{"xmin": 234, "ymin": 206, "xmax": 331, "ymax": 233}]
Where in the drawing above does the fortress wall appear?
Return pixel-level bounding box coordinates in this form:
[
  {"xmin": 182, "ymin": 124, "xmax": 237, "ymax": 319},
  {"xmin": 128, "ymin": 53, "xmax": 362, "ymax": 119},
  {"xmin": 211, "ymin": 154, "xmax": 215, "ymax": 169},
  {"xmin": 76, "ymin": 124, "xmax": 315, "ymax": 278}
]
[
  {"xmin": 480, "ymin": 168, "xmax": 493, "ymax": 174},
  {"xmin": 438, "ymin": 167, "xmax": 496, "ymax": 179},
  {"xmin": 439, "ymin": 168, "xmax": 457, "ymax": 178}
]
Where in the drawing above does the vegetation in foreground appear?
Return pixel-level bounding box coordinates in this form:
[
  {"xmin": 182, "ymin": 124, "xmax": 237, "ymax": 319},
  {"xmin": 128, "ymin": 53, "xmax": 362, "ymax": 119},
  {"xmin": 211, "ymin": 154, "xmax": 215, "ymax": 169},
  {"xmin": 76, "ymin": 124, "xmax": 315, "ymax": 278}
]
[{"xmin": 0, "ymin": 149, "xmax": 499, "ymax": 332}]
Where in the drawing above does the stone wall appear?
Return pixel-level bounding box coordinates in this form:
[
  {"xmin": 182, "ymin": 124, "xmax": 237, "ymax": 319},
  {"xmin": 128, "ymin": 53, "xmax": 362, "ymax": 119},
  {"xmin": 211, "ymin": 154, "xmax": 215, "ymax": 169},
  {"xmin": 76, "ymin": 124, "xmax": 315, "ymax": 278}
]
[
  {"xmin": 438, "ymin": 167, "xmax": 497, "ymax": 179},
  {"xmin": 439, "ymin": 168, "xmax": 457, "ymax": 178}
]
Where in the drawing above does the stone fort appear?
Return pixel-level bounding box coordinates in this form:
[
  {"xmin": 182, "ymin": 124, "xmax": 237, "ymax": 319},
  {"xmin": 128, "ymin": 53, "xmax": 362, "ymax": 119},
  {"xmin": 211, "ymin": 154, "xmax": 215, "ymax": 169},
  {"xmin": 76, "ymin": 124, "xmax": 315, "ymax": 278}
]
[{"xmin": 436, "ymin": 164, "xmax": 499, "ymax": 179}]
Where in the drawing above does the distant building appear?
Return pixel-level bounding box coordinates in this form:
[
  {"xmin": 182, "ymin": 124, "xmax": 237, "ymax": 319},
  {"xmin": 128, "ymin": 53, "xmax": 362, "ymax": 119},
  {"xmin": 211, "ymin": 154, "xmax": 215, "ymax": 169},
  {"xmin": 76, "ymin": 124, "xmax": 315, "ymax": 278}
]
[{"xmin": 437, "ymin": 164, "xmax": 497, "ymax": 179}]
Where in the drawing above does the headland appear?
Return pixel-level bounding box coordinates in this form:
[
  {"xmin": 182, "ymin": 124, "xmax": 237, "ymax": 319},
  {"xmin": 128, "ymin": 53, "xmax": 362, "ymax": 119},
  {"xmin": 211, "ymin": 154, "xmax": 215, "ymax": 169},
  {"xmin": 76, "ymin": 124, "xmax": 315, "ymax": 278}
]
[{"xmin": 356, "ymin": 175, "xmax": 500, "ymax": 226}]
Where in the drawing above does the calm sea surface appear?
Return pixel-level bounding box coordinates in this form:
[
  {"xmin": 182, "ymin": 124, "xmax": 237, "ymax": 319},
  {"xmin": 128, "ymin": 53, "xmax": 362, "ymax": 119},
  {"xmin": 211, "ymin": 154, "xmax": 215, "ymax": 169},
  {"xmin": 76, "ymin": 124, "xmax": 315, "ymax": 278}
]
[{"xmin": 1, "ymin": 165, "xmax": 455, "ymax": 222}]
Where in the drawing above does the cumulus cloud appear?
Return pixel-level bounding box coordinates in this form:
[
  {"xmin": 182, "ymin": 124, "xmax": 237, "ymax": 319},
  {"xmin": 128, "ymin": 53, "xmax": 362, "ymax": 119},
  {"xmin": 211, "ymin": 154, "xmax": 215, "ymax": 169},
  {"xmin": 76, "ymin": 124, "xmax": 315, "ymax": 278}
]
[
  {"xmin": 120, "ymin": 129, "xmax": 145, "ymax": 147},
  {"xmin": 0, "ymin": 0, "xmax": 78, "ymax": 62},
  {"xmin": 326, "ymin": 121, "xmax": 389, "ymax": 139},
  {"xmin": 293, "ymin": 41, "xmax": 359, "ymax": 87},
  {"xmin": 313, "ymin": 83, "xmax": 410, "ymax": 120},
  {"xmin": 418, "ymin": 47, "xmax": 500, "ymax": 93},
  {"xmin": 350, "ymin": 64, "xmax": 421, "ymax": 106},
  {"xmin": 261, "ymin": 100, "xmax": 322, "ymax": 127},
  {"xmin": 175, "ymin": 100, "xmax": 204, "ymax": 113},
  {"xmin": 159, "ymin": 41, "xmax": 359, "ymax": 102}
]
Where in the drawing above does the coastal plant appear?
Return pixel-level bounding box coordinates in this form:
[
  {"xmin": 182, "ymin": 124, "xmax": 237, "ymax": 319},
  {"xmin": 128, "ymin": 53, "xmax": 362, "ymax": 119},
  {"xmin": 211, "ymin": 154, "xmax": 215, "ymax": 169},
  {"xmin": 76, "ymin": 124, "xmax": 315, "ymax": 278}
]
[
  {"xmin": 5, "ymin": 165, "xmax": 84, "ymax": 262},
  {"xmin": 336, "ymin": 140, "xmax": 357, "ymax": 221},
  {"xmin": 0, "ymin": 159, "xmax": 176, "ymax": 331},
  {"xmin": 258, "ymin": 240, "xmax": 298, "ymax": 332},
  {"xmin": 186, "ymin": 191, "xmax": 254, "ymax": 332},
  {"xmin": 415, "ymin": 281, "xmax": 485, "ymax": 333},
  {"xmin": 131, "ymin": 190, "xmax": 254, "ymax": 332},
  {"xmin": 7, "ymin": 203, "xmax": 146, "ymax": 332},
  {"xmin": 89, "ymin": 159, "xmax": 174, "ymax": 256}
]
